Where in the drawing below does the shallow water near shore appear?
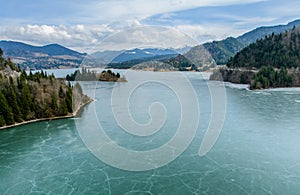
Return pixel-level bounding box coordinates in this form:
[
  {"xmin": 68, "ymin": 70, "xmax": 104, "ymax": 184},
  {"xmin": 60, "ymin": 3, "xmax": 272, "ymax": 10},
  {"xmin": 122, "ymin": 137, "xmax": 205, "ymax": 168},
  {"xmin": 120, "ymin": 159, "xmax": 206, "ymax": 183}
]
[{"xmin": 1, "ymin": 70, "xmax": 300, "ymax": 194}]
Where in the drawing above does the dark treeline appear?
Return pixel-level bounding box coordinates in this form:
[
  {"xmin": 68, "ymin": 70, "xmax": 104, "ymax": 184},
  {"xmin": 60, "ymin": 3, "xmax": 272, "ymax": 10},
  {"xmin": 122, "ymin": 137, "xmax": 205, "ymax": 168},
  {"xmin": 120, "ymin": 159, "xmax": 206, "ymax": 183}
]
[
  {"xmin": 99, "ymin": 70, "xmax": 122, "ymax": 82},
  {"xmin": 66, "ymin": 68, "xmax": 125, "ymax": 82},
  {"xmin": 66, "ymin": 67, "xmax": 97, "ymax": 81},
  {"xmin": 250, "ymin": 66, "xmax": 294, "ymax": 89},
  {"xmin": 0, "ymin": 48, "xmax": 74, "ymax": 127}
]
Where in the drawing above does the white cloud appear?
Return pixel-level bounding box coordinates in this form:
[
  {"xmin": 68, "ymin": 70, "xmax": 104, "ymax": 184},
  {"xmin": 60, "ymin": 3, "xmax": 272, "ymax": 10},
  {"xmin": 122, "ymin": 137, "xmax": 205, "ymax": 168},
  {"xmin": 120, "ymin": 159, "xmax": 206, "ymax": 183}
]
[
  {"xmin": 0, "ymin": 24, "xmax": 117, "ymax": 53},
  {"xmin": 89, "ymin": 26, "xmax": 199, "ymax": 52},
  {"xmin": 2, "ymin": 0, "xmax": 292, "ymax": 53},
  {"xmin": 82, "ymin": 0, "xmax": 268, "ymax": 23},
  {"xmin": 0, "ymin": 22, "xmax": 258, "ymax": 53},
  {"xmin": 221, "ymin": 15, "xmax": 278, "ymax": 27},
  {"xmin": 175, "ymin": 24, "xmax": 246, "ymax": 43},
  {"xmin": 0, "ymin": 23, "xmax": 196, "ymax": 53}
]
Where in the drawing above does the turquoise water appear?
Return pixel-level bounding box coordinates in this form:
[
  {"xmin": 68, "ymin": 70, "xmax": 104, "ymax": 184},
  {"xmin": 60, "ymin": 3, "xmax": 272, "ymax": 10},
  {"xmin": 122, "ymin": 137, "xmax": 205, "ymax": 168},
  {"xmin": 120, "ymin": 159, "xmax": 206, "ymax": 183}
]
[{"xmin": 1, "ymin": 71, "xmax": 300, "ymax": 194}]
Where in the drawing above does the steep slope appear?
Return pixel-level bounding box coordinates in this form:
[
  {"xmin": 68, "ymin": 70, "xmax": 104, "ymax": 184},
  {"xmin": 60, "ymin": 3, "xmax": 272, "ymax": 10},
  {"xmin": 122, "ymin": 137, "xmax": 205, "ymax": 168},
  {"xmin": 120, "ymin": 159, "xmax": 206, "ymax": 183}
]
[
  {"xmin": 203, "ymin": 37, "xmax": 244, "ymax": 65},
  {"xmin": 183, "ymin": 45, "xmax": 216, "ymax": 70}
]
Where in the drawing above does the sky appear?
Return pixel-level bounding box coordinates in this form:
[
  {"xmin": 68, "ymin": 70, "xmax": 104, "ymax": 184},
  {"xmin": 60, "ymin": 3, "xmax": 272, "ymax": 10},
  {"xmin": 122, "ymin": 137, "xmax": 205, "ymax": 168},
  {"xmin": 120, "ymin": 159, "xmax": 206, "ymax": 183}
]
[{"xmin": 0, "ymin": 0, "xmax": 300, "ymax": 53}]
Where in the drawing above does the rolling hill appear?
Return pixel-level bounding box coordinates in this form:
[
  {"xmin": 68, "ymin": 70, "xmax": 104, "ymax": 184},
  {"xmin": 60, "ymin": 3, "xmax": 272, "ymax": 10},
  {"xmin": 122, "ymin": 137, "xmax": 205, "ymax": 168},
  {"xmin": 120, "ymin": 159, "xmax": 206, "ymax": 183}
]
[{"xmin": 0, "ymin": 41, "xmax": 86, "ymax": 69}]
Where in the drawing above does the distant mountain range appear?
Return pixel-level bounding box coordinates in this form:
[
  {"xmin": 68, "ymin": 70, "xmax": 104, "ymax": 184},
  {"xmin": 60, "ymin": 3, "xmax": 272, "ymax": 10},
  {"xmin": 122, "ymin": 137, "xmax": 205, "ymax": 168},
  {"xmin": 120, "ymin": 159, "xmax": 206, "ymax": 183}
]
[
  {"xmin": 1, "ymin": 19, "xmax": 300, "ymax": 69},
  {"xmin": 110, "ymin": 48, "xmax": 178, "ymax": 63},
  {"xmin": 236, "ymin": 19, "xmax": 300, "ymax": 45},
  {"xmin": 107, "ymin": 54, "xmax": 178, "ymax": 69},
  {"xmin": 0, "ymin": 41, "xmax": 86, "ymax": 69},
  {"xmin": 108, "ymin": 45, "xmax": 215, "ymax": 71},
  {"xmin": 105, "ymin": 48, "xmax": 181, "ymax": 69},
  {"xmin": 204, "ymin": 19, "xmax": 300, "ymax": 65},
  {"xmin": 78, "ymin": 47, "xmax": 191, "ymax": 68},
  {"xmin": 89, "ymin": 19, "xmax": 300, "ymax": 69}
]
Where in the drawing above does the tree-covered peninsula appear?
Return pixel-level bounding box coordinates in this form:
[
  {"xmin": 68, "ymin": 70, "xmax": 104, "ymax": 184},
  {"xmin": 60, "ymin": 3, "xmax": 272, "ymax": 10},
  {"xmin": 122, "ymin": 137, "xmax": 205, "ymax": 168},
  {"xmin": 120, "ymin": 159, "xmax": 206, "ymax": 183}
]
[
  {"xmin": 0, "ymin": 48, "xmax": 91, "ymax": 128},
  {"xmin": 210, "ymin": 27, "xmax": 300, "ymax": 89}
]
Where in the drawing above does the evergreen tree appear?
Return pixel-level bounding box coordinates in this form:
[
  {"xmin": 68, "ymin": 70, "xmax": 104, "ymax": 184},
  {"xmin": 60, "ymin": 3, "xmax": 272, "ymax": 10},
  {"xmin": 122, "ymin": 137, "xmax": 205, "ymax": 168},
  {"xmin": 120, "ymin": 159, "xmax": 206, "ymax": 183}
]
[
  {"xmin": 66, "ymin": 84, "xmax": 73, "ymax": 113},
  {"xmin": 7, "ymin": 84, "xmax": 23, "ymax": 122},
  {"xmin": 227, "ymin": 27, "xmax": 300, "ymax": 69},
  {"xmin": 0, "ymin": 91, "xmax": 14, "ymax": 125},
  {"xmin": 0, "ymin": 115, "xmax": 5, "ymax": 126},
  {"xmin": 59, "ymin": 85, "xmax": 65, "ymax": 98},
  {"xmin": 59, "ymin": 99, "xmax": 68, "ymax": 116},
  {"xmin": 20, "ymin": 84, "xmax": 31, "ymax": 119},
  {"xmin": 0, "ymin": 49, "xmax": 90, "ymax": 127},
  {"xmin": 51, "ymin": 94, "xmax": 58, "ymax": 113}
]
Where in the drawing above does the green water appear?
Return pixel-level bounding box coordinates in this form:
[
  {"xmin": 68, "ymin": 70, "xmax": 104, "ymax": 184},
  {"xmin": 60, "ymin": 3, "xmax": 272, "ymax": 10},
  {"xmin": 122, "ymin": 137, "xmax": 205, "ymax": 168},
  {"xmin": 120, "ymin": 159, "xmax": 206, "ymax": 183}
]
[{"xmin": 1, "ymin": 71, "xmax": 300, "ymax": 194}]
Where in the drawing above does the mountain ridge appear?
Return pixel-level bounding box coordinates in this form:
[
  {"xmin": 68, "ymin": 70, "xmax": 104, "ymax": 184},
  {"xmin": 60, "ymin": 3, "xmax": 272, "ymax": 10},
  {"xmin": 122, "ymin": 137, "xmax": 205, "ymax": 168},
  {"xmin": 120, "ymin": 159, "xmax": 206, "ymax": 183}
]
[
  {"xmin": 203, "ymin": 19, "xmax": 300, "ymax": 65},
  {"xmin": 0, "ymin": 41, "xmax": 86, "ymax": 57},
  {"xmin": 237, "ymin": 19, "xmax": 300, "ymax": 45},
  {"xmin": 111, "ymin": 48, "xmax": 178, "ymax": 63},
  {"xmin": 0, "ymin": 40, "xmax": 86, "ymax": 69}
]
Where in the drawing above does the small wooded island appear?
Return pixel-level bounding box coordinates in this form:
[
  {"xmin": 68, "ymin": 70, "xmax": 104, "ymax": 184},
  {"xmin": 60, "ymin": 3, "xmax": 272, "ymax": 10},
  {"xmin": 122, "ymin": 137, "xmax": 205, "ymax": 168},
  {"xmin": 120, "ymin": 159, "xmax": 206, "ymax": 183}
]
[
  {"xmin": 66, "ymin": 68, "xmax": 127, "ymax": 82},
  {"xmin": 0, "ymin": 49, "xmax": 91, "ymax": 129},
  {"xmin": 210, "ymin": 26, "xmax": 300, "ymax": 89}
]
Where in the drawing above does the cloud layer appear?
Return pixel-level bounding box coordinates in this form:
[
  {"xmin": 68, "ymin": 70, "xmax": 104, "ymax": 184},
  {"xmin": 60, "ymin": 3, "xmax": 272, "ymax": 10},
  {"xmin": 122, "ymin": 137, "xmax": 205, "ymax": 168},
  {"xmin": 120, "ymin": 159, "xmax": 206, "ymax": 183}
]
[{"xmin": 0, "ymin": 0, "xmax": 299, "ymax": 53}]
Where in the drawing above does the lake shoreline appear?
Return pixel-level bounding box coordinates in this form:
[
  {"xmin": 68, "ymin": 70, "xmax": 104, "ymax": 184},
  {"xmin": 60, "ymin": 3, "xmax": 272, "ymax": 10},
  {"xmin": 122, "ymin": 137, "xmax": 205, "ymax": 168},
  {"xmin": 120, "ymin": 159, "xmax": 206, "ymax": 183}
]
[
  {"xmin": 214, "ymin": 79, "xmax": 300, "ymax": 91},
  {"xmin": 0, "ymin": 99, "xmax": 93, "ymax": 131},
  {"xmin": 210, "ymin": 68, "xmax": 300, "ymax": 90}
]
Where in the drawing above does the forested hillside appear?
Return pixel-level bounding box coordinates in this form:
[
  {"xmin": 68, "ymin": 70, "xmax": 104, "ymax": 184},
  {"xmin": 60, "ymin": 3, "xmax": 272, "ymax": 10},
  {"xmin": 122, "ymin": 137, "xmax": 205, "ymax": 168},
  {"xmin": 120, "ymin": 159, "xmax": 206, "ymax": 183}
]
[
  {"xmin": 203, "ymin": 37, "xmax": 244, "ymax": 65},
  {"xmin": 227, "ymin": 26, "xmax": 300, "ymax": 69},
  {"xmin": 210, "ymin": 27, "xmax": 300, "ymax": 89},
  {"xmin": 0, "ymin": 48, "xmax": 90, "ymax": 127}
]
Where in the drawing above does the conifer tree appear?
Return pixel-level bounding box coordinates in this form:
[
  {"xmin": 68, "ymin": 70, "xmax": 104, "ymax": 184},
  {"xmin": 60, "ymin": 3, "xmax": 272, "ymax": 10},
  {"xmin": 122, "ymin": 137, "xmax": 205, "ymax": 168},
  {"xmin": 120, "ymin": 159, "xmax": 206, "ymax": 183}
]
[
  {"xmin": 7, "ymin": 84, "xmax": 23, "ymax": 122},
  {"xmin": 0, "ymin": 91, "xmax": 14, "ymax": 125}
]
